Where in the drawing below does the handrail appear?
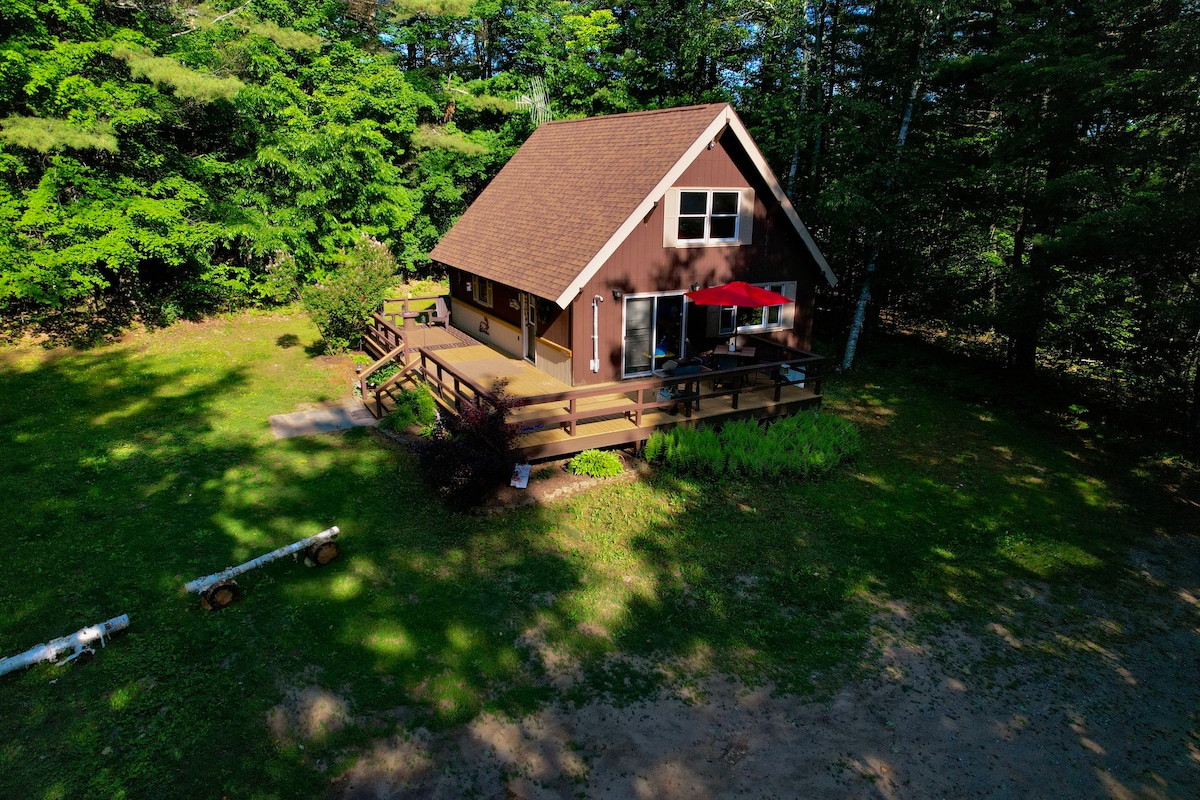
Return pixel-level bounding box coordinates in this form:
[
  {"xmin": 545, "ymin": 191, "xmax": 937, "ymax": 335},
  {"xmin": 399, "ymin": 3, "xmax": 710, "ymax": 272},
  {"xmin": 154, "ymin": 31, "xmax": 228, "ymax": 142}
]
[
  {"xmin": 377, "ymin": 294, "xmax": 444, "ymax": 330},
  {"xmin": 359, "ymin": 342, "xmax": 407, "ymax": 398},
  {"xmin": 418, "ymin": 347, "xmax": 496, "ymax": 413},
  {"xmin": 369, "ymin": 312, "xmax": 405, "ymax": 352},
  {"xmin": 369, "ymin": 360, "xmax": 423, "ymax": 417},
  {"xmin": 509, "ymin": 353, "xmax": 825, "ymax": 436},
  {"xmin": 411, "ymin": 337, "xmax": 825, "ymax": 438}
]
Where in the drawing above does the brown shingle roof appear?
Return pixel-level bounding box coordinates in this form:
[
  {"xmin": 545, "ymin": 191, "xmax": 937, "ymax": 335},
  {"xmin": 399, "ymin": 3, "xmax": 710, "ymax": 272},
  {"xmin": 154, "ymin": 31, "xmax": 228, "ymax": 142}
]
[{"xmin": 430, "ymin": 104, "xmax": 730, "ymax": 304}]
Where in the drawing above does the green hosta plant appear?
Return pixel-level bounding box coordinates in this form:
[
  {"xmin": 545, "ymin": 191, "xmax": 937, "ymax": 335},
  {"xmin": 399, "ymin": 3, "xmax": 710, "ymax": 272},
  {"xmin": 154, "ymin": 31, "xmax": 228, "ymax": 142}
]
[{"xmin": 568, "ymin": 449, "xmax": 623, "ymax": 478}]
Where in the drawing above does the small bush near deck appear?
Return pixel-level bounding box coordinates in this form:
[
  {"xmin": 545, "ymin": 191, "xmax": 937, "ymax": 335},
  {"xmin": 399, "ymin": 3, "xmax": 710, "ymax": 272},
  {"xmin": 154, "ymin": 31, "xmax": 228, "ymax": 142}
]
[
  {"xmin": 413, "ymin": 381, "xmax": 520, "ymax": 505},
  {"xmin": 377, "ymin": 388, "xmax": 438, "ymax": 436},
  {"xmin": 300, "ymin": 234, "xmax": 396, "ymax": 354},
  {"xmin": 644, "ymin": 412, "xmax": 859, "ymax": 479},
  {"xmin": 568, "ymin": 449, "xmax": 623, "ymax": 478}
]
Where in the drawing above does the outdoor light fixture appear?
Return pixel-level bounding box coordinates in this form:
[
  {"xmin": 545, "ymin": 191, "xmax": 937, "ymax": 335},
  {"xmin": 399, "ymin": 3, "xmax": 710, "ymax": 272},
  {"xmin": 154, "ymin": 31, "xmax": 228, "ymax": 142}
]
[
  {"xmin": 612, "ymin": 288, "xmax": 623, "ymax": 300},
  {"xmin": 691, "ymin": 282, "xmax": 701, "ymax": 292}
]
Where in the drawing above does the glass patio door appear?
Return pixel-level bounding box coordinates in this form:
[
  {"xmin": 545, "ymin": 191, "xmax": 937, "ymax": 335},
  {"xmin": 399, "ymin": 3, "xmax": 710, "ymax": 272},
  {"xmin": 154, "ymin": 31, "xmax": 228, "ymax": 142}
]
[{"xmin": 623, "ymin": 294, "xmax": 685, "ymax": 377}]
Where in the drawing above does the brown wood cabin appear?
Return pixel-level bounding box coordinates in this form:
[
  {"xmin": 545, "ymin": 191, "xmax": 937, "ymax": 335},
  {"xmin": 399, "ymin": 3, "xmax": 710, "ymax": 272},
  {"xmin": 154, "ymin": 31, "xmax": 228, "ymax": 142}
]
[{"xmin": 429, "ymin": 103, "xmax": 837, "ymax": 389}]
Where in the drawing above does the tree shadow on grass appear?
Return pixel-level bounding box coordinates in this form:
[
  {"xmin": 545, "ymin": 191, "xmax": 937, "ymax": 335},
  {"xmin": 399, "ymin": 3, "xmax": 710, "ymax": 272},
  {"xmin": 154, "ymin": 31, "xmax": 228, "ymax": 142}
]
[
  {"xmin": 0, "ymin": 344, "xmax": 587, "ymax": 799},
  {"xmin": 3, "ymin": 331, "xmax": 1197, "ymax": 800},
  {"xmin": 462, "ymin": 345, "xmax": 1200, "ymax": 798}
]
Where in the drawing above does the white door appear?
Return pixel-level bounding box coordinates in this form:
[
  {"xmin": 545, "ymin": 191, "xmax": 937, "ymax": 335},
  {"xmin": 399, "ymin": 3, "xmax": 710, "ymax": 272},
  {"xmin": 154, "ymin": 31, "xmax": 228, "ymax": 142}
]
[{"xmin": 522, "ymin": 293, "xmax": 537, "ymax": 363}]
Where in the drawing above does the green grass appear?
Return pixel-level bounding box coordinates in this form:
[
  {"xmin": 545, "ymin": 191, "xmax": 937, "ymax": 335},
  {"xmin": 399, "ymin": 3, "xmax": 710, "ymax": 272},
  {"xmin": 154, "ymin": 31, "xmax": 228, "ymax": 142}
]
[{"xmin": 1, "ymin": 317, "xmax": 1192, "ymax": 798}]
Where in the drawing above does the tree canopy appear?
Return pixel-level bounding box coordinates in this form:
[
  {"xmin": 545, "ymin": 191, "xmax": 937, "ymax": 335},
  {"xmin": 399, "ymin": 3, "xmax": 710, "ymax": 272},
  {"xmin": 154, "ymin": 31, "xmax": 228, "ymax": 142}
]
[{"xmin": 1, "ymin": 0, "xmax": 1197, "ymax": 448}]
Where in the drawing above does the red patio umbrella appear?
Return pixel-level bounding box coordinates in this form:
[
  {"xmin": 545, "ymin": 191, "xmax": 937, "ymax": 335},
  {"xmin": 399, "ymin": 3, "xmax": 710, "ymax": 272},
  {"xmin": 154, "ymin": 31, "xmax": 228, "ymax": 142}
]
[
  {"xmin": 684, "ymin": 281, "xmax": 793, "ymax": 347},
  {"xmin": 684, "ymin": 281, "xmax": 792, "ymax": 308}
]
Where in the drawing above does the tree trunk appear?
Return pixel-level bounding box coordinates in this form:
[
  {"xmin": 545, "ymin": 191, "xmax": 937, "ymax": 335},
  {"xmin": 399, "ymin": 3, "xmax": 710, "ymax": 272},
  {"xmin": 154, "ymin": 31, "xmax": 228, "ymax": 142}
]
[
  {"xmin": 841, "ymin": 74, "xmax": 921, "ymax": 372},
  {"xmin": 841, "ymin": 263, "xmax": 874, "ymax": 372}
]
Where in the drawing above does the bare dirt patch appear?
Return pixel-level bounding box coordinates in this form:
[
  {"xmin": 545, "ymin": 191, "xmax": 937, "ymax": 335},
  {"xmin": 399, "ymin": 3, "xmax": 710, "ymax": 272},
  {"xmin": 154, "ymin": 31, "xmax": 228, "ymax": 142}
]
[{"xmin": 329, "ymin": 531, "xmax": 1200, "ymax": 800}]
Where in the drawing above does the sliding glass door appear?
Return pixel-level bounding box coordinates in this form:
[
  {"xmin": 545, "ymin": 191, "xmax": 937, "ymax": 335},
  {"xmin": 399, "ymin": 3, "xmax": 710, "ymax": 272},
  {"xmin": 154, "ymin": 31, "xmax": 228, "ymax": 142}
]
[{"xmin": 623, "ymin": 294, "xmax": 686, "ymax": 377}]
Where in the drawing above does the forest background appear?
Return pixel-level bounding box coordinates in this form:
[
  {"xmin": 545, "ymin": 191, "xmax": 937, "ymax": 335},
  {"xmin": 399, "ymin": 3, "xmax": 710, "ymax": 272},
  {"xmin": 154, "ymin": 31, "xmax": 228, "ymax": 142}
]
[{"xmin": 1, "ymin": 0, "xmax": 1198, "ymax": 450}]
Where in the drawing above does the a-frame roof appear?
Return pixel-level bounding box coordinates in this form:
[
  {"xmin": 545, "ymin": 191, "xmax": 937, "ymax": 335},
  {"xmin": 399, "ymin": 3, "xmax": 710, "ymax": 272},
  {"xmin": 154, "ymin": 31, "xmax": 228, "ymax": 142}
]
[{"xmin": 429, "ymin": 103, "xmax": 836, "ymax": 309}]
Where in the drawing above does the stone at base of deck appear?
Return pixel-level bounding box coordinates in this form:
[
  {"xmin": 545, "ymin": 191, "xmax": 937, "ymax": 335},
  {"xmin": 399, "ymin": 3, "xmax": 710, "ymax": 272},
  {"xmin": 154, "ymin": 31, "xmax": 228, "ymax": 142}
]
[{"xmin": 512, "ymin": 385, "xmax": 822, "ymax": 461}]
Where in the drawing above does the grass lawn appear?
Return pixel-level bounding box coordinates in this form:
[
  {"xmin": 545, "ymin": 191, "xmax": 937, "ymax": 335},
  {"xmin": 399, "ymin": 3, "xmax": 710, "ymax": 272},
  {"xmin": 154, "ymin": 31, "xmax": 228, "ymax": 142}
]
[{"xmin": 1, "ymin": 312, "xmax": 1194, "ymax": 798}]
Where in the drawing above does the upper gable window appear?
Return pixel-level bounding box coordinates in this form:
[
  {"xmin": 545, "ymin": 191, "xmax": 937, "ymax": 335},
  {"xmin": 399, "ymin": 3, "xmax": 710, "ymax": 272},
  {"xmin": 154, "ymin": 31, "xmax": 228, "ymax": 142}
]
[
  {"xmin": 678, "ymin": 190, "xmax": 740, "ymax": 242},
  {"xmin": 664, "ymin": 187, "xmax": 754, "ymax": 248}
]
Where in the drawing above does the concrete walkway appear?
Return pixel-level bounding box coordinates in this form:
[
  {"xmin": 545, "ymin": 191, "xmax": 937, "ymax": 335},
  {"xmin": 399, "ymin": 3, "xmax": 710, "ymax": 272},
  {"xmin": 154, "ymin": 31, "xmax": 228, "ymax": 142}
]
[{"xmin": 269, "ymin": 403, "xmax": 377, "ymax": 439}]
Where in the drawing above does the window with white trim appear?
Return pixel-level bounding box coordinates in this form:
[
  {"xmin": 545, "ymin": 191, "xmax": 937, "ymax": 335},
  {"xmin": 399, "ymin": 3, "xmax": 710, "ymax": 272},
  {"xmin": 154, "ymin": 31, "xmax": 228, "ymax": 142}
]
[
  {"xmin": 663, "ymin": 187, "xmax": 754, "ymax": 248},
  {"xmin": 472, "ymin": 275, "xmax": 493, "ymax": 307},
  {"xmin": 714, "ymin": 283, "xmax": 793, "ymax": 335},
  {"xmin": 678, "ymin": 190, "xmax": 740, "ymax": 242}
]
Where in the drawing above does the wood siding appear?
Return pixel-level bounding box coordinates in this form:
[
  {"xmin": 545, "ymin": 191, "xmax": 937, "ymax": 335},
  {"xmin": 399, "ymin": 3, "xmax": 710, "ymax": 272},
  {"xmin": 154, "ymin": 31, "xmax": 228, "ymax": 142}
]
[
  {"xmin": 449, "ymin": 268, "xmax": 522, "ymax": 330},
  {"xmin": 569, "ymin": 131, "xmax": 822, "ymax": 385},
  {"xmin": 540, "ymin": 303, "xmax": 570, "ymax": 347},
  {"xmin": 534, "ymin": 339, "xmax": 573, "ymax": 384}
]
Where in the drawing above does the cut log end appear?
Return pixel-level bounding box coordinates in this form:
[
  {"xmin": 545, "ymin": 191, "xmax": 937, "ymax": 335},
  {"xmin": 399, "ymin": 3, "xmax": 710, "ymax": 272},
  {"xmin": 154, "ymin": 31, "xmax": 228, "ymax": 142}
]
[
  {"xmin": 201, "ymin": 580, "xmax": 242, "ymax": 611},
  {"xmin": 304, "ymin": 541, "xmax": 341, "ymax": 568}
]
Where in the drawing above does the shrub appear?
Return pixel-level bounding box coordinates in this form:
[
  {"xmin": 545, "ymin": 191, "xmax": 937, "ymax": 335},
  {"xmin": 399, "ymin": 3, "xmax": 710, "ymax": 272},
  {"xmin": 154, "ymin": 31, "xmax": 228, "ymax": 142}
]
[
  {"xmin": 644, "ymin": 412, "xmax": 860, "ymax": 480},
  {"xmin": 300, "ymin": 234, "xmax": 396, "ymax": 354},
  {"xmin": 413, "ymin": 381, "xmax": 521, "ymax": 506},
  {"xmin": 568, "ymin": 449, "xmax": 623, "ymax": 478},
  {"xmin": 377, "ymin": 388, "xmax": 438, "ymax": 436}
]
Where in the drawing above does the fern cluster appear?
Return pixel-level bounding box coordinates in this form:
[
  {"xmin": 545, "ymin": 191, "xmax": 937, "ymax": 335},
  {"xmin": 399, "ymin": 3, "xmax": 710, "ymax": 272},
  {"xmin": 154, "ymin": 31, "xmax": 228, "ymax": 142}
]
[
  {"xmin": 644, "ymin": 412, "xmax": 860, "ymax": 480},
  {"xmin": 377, "ymin": 387, "xmax": 438, "ymax": 436}
]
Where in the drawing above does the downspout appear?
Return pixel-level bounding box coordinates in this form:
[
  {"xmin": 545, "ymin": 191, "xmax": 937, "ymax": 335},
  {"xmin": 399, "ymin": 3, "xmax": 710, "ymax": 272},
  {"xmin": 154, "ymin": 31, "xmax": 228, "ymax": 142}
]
[{"xmin": 590, "ymin": 295, "xmax": 603, "ymax": 372}]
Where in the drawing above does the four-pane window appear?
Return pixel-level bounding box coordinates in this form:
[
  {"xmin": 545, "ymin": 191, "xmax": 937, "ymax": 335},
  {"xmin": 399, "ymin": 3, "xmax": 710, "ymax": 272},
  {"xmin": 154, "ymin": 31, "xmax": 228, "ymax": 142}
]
[{"xmin": 678, "ymin": 190, "xmax": 740, "ymax": 242}]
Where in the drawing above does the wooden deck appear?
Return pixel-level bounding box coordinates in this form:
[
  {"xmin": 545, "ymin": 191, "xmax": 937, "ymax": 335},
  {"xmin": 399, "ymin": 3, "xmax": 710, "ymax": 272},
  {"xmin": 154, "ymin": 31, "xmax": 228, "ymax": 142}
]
[
  {"xmin": 510, "ymin": 383, "xmax": 820, "ymax": 460},
  {"xmin": 359, "ymin": 296, "xmax": 826, "ymax": 460}
]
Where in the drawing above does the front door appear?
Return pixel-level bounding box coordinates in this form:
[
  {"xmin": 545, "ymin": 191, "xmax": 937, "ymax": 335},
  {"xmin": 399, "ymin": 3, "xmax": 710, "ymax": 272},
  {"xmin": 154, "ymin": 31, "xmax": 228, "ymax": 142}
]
[{"xmin": 522, "ymin": 293, "xmax": 537, "ymax": 363}]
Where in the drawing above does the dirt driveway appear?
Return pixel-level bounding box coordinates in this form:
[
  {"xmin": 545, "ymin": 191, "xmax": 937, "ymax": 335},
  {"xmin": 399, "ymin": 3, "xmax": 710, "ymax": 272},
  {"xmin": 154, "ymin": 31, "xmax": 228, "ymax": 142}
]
[{"xmin": 328, "ymin": 530, "xmax": 1199, "ymax": 800}]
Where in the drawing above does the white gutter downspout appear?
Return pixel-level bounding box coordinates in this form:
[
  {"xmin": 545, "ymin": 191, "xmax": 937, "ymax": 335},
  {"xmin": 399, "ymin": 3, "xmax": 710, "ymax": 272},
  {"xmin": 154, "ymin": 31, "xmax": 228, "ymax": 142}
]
[{"xmin": 590, "ymin": 295, "xmax": 603, "ymax": 372}]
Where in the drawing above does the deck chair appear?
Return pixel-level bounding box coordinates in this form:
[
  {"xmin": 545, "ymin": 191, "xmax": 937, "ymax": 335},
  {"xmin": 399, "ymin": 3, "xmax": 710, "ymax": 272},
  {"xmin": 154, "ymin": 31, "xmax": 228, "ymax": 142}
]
[
  {"xmin": 708, "ymin": 353, "xmax": 746, "ymax": 393},
  {"xmin": 659, "ymin": 357, "xmax": 706, "ymax": 413},
  {"xmin": 428, "ymin": 296, "xmax": 450, "ymax": 327}
]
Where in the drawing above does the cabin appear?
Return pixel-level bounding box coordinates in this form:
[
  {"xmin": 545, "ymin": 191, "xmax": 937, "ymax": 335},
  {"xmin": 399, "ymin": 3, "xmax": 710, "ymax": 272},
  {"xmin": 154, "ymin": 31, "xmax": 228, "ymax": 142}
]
[
  {"xmin": 360, "ymin": 103, "xmax": 837, "ymax": 459},
  {"xmin": 429, "ymin": 103, "xmax": 836, "ymax": 385}
]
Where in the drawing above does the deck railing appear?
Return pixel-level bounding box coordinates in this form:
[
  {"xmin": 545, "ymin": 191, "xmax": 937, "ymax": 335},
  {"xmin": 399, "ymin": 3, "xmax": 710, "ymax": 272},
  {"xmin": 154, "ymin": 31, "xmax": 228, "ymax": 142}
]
[
  {"xmin": 358, "ymin": 295, "xmax": 446, "ymax": 415},
  {"xmin": 377, "ymin": 294, "xmax": 442, "ymax": 330},
  {"xmin": 417, "ymin": 343, "xmax": 826, "ymax": 438}
]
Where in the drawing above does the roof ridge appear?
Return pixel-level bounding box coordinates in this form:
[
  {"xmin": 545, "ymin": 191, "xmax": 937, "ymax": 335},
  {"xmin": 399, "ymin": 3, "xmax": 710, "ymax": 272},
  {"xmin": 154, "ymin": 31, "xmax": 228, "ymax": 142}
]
[{"xmin": 543, "ymin": 103, "xmax": 728, "ymax": 126}]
